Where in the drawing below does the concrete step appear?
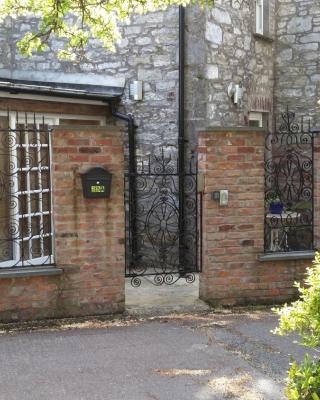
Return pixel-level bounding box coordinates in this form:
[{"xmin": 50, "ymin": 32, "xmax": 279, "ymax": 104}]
[{"xmin": 125, "ymin": 274, "xmax": 211, "ymax": 316}]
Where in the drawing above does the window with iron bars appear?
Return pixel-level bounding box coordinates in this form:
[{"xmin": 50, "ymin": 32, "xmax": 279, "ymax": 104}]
[
  {"xmin": 0, "ymin": 113, "xmax": 57, "ymax": 268},
  {"xmin": 0, "ymin": 111, "xmax": 107, "ymax": 268}
]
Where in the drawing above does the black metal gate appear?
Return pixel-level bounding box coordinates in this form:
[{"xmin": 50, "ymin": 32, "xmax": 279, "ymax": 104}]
[
  {"xmin": 264, "ymin": 108, "xmax": 314, "ymax": 253},
  {"xmin": 125, "ymin": 148, "xmax": 201, "ymax": 286}
]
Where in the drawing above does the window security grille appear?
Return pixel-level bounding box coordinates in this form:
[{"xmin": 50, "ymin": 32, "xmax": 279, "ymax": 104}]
[{"xmin": 0, "ymin": 113, "xmax": 56, "ymax": 268}]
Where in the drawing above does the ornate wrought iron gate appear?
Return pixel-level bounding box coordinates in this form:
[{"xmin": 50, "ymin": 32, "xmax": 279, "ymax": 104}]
[{"xmin": 125, "ymin": 148, "xmax": 201, "ymax": 286}]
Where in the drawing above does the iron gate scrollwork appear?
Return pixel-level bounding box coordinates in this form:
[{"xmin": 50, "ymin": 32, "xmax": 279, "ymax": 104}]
[
  {"xmin": 264, "ymin": 109, "xmax": 314, "ymax": 253},
  {"xmin": 125, "ymin": 148, "xmax": 200, "ymax": 286}
]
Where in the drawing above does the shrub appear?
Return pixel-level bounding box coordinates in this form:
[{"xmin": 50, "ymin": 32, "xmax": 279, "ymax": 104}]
[
  {"xmin": 286, "ymin": 355, "xmax": 320, "ymax": 400},
  {"xmin": 273, "ymin": 252, "xmax": 320, "ymax": 399}
]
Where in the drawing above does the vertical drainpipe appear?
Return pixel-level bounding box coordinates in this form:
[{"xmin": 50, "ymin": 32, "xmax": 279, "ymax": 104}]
[
  {"xmin": 178, "ymin": 5, "xmax": 186, "ymax": 275},
  {"xmin": 111, "ymin": 103, "xmax": 137, "ymax": 273},
  {"xmin": 110, "ymin": 104, "xmax": 136, "ymax": 175}
]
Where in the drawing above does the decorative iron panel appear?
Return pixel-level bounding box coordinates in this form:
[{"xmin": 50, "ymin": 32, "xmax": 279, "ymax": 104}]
[
  {"xmin": 125, "ymin": 148, "xmax": 200, "ymax": 286},
  {"xmin": 0, "ymin": 113, "xmax": 54, "ymax": 267},
  {"xmin": 264, "ymin": 109, "xmax": 313, "ymax": 253}
]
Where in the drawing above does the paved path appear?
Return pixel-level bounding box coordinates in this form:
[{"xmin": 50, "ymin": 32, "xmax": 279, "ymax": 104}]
[{"xmin": 0, "ymin": 310, "xmax": 313, "ymax": 400}]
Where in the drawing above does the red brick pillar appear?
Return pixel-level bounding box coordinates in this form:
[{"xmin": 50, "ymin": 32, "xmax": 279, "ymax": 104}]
[
  {"xmin": 52, "ymin": 126, "xmax": 125, "ymax": 316},
  {"xmin": 198, "ymin": 128, "xmax": 311, "ymax": 306}
]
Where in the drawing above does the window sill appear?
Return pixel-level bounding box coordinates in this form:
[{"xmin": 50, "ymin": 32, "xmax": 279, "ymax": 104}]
[
  {"xmin": 258, "ymin": 251, "xmax": 315, "ymax": 262},
  {"xmin": 0, "ymin": 266, "xmax": 63, "ymax": 279},
  {"xmin": 253, "ymin": 32, "xmax": 274, "ymax": 43}
]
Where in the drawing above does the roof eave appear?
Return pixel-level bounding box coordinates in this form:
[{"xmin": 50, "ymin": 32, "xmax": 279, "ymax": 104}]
[{"xmin": 0, "ymin": 78, "xmax": 124, "ymax": 102}]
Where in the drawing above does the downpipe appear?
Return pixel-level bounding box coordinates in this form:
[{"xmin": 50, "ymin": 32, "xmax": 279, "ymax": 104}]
[
  {"xmin": 178, "ymin": 5, "xmax": 186, "ymax": 276},
  {"xmin": 111, "ymin": 102, "xmax": 137, "ymax": 271}
]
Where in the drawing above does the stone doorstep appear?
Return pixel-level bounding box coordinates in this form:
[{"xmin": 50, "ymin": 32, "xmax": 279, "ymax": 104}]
[{"xmin": 125, "ymin": 300, "xmax": 211, "ymax": 317}]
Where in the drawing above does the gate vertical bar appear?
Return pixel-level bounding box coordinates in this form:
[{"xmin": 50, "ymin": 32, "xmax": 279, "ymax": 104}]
[
  {"xmin": 178, "ymin": 5, "xmax": 186, "ymax": 274},
  {"xmin": 311, "ymin": 126, "xmax": 320, "ymax": 250},
  {"xmin": 311, "ymin": 124, "xmax": 314, "ymax": 251}
]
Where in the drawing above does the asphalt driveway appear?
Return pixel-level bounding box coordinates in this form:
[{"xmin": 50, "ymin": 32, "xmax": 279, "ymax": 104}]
[{"xmin": 0, "ymin": 310, "xmax": 314, "ymax": 400}]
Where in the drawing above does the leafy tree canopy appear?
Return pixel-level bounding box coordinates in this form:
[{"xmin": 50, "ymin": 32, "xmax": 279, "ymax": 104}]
[{"xmin": 0, "ymin": 0, "xmax": 214, "ymax": 60}]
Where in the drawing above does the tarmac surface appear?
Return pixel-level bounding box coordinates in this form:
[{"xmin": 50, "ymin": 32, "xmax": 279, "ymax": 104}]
[{"xmin": 0, "ymin": 309, "xmax": 315, "ymax": 400}]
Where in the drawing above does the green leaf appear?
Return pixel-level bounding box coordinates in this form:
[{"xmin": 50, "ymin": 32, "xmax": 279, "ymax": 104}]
[
  {"xmin": 273, "ymin": 252, "xmax": 320, "ymax": 348},
  {"xmin": 285, "ymin": 355, "xmax": 320, "ymax": 400}
]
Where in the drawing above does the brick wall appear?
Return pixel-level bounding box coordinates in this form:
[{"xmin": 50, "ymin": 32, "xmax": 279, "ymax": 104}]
[
  {"xmin": 198, "ymin": 128, "xmax": 311, "ymax": 306},
  {"xmin": 0, "ymin": 126, "xmax": 125, "ymax": 322}
]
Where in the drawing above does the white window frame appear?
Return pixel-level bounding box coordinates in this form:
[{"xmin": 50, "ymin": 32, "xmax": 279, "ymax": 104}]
[
  {"xmin": 0, "ymin": 111, "xmax": 105, "ymax": 268},
  {"xmin": 256, "ymin": 0, "xmax": 264, "ymax": 35}
]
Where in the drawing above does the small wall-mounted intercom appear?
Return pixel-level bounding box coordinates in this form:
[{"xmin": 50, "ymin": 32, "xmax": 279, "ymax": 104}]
[{"xmin": 211, "ymin": 190, "xmax": 229, "ymax": 206}]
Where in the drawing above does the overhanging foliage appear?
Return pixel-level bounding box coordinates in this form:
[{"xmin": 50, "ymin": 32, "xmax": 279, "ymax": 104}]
[{"xmin": 0, "ymin": 0, "xmax": 214, "ymax": 60}]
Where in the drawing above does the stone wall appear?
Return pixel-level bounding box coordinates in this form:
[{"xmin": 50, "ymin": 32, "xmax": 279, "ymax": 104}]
[
  {"xmin": 0, "ymin": 1, "xmax": 277, "ymax": 154},
  {"xmin": 202, "ymin": 0, "xmax": 276, "ymax": 130},
  {"xmin": 274, "ymin": 0, "xmax": 320, "ymax": 125},
  {"xmin": 0, "ymin": 126, "xmax": 125, "ymax": 322},
  {"xmin": 198, "ymin": 128, "xmax": 312, "ymax": 306},
  {"xmin": 0, "ymin": 8, "xmax": 181, "ymax": 155},
  {"xmin": 2, "ymin": 1, "xmax": 320, "ymax": 145}
]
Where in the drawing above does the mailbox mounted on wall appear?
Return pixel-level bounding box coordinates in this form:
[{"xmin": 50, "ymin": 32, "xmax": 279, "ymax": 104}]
[{"xmin": 81, "ymin": 167, "xmax": 112, "ymax": 199}]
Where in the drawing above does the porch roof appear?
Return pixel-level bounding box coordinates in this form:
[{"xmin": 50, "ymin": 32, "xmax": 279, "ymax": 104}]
[{"xmin": 0, "ymin": 77, "xmax": 124, "ymax": 102}]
